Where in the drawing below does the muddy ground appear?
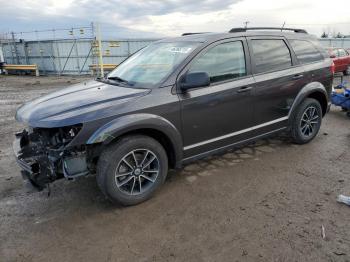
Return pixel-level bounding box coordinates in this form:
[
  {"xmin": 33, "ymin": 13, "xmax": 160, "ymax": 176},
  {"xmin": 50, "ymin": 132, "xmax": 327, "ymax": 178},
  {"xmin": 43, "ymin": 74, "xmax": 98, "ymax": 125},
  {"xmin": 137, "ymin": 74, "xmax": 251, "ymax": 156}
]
[{"xmin": 0, "ymin": 75, "xmax": 349, "ymax": 262}]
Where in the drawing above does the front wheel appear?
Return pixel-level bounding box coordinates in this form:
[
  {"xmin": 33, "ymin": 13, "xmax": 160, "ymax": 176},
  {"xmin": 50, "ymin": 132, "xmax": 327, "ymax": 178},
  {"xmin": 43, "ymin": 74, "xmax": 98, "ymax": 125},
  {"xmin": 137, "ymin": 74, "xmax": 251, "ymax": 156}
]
[
  {"xmin": 290, "ymin": 98, "xmax": 322, "ymax": 144},
  {"xmin": 97, "ymin": 135, "xmax": 168, "ymax": 206}
]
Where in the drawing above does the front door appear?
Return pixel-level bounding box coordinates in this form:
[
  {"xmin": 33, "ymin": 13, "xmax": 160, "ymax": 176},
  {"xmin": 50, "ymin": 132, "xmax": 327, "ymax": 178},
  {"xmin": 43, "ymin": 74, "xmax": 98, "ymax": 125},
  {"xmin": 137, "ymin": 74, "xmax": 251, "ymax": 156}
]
[{"xmin": 178, "ymin": 39, "xmax": 255, "ymax": 159}]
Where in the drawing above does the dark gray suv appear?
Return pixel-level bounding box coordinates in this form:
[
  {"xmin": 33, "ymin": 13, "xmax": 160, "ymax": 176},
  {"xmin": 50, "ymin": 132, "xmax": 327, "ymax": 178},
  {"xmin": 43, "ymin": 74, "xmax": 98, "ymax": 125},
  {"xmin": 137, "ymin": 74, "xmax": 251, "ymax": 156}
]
[{"xmin": 14, "ymin": 27, "xmax": 333, "ymax": 205}]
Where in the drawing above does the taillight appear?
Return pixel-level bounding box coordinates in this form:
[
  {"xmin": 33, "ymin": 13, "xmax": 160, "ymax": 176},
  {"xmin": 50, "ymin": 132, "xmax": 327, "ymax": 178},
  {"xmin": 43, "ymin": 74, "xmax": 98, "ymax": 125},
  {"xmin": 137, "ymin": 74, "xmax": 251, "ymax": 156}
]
[{"xmin": 330, "ymin": 62, "xmax": 335, "ymax": 75}]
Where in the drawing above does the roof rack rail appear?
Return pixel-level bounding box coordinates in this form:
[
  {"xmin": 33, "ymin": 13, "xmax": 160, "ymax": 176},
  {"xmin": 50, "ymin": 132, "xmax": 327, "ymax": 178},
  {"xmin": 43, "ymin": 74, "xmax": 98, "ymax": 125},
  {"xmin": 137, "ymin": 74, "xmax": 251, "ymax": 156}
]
[
  {"xmin": 229, "ymin": 27, "xmax": 308, "ymax": 34},
  {"xmin": 181, "ymin": 32, "xmax": 210, "ymax": 36}
]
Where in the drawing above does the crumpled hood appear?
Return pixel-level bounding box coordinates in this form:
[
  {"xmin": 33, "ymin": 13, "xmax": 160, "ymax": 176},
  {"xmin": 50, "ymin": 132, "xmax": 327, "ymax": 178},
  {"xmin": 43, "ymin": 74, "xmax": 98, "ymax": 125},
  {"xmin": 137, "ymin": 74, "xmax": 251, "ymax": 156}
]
[{"xmin": 16, "ymin": 80, "xmax": 150, "ymax": 128}]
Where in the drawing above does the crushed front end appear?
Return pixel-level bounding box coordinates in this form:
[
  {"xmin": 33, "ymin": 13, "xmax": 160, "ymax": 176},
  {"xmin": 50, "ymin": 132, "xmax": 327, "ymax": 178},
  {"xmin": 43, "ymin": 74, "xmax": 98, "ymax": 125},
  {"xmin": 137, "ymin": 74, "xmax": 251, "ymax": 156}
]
[{"xmin": 13, "ymin": 125, "xmax": 90, "ymax": 190}]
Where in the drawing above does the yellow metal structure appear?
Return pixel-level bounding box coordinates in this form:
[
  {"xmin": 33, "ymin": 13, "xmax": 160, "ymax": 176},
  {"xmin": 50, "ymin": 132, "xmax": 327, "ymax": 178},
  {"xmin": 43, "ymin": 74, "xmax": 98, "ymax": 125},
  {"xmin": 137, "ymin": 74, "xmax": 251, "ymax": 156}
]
[
  {"xmin": 109, "ymin": 41, "xmax": 120, "ymax": 47},
  {"xmin": 96, "ymin": 23, "xmax": 104, "ymax": 77},
  {"xmin": 88, "ymin": 64, "xmax": 117, "ymax": 75},
  {"xmin": 3, "ymin": 64, "xmax": 39, "ymax": 76}
]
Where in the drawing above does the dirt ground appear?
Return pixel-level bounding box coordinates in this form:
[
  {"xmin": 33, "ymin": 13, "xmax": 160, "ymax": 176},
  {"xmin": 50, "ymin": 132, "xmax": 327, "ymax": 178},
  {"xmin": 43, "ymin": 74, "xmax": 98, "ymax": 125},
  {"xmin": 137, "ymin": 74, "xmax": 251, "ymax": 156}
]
[{"xmin": 0, "ymin": 75, "xmax": 349, "ymax": 262}]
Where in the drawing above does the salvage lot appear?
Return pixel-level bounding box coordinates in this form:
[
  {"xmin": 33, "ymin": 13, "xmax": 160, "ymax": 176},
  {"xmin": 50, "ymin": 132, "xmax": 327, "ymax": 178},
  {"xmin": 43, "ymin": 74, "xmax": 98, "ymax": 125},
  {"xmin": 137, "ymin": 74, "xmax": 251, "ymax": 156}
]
[{"xmin": 0, "ymin": 75, "xmax": 349, "ymax": 261}]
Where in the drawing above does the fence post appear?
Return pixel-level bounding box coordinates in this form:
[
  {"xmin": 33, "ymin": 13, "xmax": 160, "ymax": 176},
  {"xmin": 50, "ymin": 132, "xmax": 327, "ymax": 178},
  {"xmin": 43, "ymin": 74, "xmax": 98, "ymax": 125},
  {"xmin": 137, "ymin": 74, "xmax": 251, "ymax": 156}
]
[
  {"xmin": 74, "ymin": 38, "xmax": 81, "ymax": 74},
  {"xmin": 97, "ymin": 23, "xmax": 104, "ymax": 77},
  {"xmin": 127, "ymin": 41, "xmax": 130, "ymax": 56},
  {"xmin": 23, "ymin": 40, "xmax": 29, "ymax": 64},
  {"xmin": 11, "ymin": 32, "xmax": 20, "ymax": 64},
  {"xmin": 35, "ymin": 31, "xmax": 45, "ymax": 75}
]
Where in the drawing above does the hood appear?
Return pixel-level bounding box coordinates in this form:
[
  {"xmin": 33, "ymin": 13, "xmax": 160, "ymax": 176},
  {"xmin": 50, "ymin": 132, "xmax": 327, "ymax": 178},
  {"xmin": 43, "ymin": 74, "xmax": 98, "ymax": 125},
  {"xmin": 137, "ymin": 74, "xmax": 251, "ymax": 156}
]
[{"xmin": 16, "ymin": 80, "xmax": 150, "ymax": 128}]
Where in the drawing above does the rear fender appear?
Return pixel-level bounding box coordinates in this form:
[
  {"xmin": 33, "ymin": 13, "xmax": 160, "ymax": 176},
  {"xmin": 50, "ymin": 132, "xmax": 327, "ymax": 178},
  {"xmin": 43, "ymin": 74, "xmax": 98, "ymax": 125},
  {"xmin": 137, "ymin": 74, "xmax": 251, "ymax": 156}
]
[{"xmin": 288, "ymin": 82, "xmax": 328, "ymax": 121}]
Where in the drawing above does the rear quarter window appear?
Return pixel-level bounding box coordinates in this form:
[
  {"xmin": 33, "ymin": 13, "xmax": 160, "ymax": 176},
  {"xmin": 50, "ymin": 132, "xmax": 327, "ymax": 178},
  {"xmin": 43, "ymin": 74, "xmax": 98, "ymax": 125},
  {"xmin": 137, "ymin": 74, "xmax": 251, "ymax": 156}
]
[{"xmin": 289, "ymin": 40, "xmax": 324, "ymax": 64}]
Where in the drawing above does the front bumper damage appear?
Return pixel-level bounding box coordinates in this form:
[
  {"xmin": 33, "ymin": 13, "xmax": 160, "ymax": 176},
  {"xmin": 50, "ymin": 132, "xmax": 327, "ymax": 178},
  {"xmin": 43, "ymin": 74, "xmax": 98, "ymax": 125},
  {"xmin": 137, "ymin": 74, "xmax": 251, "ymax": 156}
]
[{"xmin": 13, "ymin": 127, "xmax": 89, "ymax": 190}]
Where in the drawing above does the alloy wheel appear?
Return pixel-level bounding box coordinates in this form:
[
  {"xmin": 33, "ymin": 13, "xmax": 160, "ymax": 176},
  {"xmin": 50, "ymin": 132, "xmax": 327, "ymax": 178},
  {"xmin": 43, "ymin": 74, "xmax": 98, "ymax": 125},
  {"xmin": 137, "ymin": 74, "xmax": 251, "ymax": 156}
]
[
  {"xmin": 299, "ymin": 106, "xmax": 319, "ymax": 137},
  {"xmin": 114, "ymin": 149, "xmax": 160, "ymax": 195}
]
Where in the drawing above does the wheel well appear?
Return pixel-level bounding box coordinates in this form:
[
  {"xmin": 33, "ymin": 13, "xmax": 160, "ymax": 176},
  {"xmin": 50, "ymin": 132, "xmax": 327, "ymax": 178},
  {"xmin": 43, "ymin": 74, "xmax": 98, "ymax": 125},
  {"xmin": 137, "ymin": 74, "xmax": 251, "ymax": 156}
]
[
  {"xmin": 308, "ymin": 91, "xmax": 327, "ymax": 116},
  {"xmin": 113, "ymin": 128, "xmax": 177, "ymax": 169}
]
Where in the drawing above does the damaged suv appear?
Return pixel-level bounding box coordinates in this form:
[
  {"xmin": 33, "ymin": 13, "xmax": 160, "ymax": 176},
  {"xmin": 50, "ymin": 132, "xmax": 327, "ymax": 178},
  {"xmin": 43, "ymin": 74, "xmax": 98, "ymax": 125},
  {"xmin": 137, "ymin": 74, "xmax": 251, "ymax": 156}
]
[{"xmin": 14, "ymin": 28, "xmax": 333, "ymax": 205}]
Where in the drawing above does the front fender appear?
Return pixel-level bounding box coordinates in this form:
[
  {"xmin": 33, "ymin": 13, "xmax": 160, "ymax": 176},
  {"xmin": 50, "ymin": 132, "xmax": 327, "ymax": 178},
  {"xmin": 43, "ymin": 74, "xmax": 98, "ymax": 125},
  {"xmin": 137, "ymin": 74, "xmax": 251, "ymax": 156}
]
[
  {"xmin": 86, "ymin": 113, "xmax": 183, "ymax": 166},
  {"xmin": 288, "ymin": 81, "xmax": 328, "ymax": 119}
]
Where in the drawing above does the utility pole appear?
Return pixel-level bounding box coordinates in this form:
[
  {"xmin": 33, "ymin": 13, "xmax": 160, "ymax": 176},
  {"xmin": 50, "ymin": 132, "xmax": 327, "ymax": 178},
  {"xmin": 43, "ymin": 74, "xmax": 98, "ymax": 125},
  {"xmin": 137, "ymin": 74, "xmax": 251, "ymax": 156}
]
[
  {"xmin": 244, "ymin": 21, "xmax": 249, "ymax": 29},
  {"xmin": 11, "ymin": 32, "xmax": 20, "ymax": 64},
  {"xmin": 96, "ymin": 23, "xmax": 104, "ymax": 77}
]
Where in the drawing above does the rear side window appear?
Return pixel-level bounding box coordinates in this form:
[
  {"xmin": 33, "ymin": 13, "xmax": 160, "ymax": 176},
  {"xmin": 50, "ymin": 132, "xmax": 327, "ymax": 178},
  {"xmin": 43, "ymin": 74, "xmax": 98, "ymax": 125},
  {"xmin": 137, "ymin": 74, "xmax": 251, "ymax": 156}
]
[
  {"xmin": 289, "ymin": 40, "xmax": 324, "ymax": 64},
  {"xmin": 188, "ymin": 41, "xmax": 246, "ymax": 83},
  {"xmin": 251, "ymin": 39, "xmax": 292, "ymax": 73}
]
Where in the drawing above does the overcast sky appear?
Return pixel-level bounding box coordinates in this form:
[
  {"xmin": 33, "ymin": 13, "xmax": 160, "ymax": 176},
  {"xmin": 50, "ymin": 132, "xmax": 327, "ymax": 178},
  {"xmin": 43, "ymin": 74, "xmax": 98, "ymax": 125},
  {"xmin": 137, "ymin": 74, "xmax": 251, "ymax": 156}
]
[{"xmin": 0, "ymin": 0, "xmax": 349, "ymax": 39}]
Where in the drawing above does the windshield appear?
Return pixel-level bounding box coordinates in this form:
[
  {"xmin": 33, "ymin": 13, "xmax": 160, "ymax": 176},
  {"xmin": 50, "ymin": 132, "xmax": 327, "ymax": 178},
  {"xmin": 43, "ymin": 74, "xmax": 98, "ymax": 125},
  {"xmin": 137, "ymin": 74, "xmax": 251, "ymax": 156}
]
[{"xmin": 107, "ymin": 41, "xmax": 200, "ymax": 87}]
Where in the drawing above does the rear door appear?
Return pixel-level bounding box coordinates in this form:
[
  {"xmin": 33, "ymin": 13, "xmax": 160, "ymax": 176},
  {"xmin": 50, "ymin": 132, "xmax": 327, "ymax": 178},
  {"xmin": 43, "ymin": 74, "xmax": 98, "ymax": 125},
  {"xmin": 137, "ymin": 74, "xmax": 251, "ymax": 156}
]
[
  {"xmin": 247, "ymin": 37, "xmax": 307, "ymax": 132},
  {"xmin": 288, "ymin": 39, "xmax": 332, "ymax": 93},
  {"xmin": 178, "ymin": 38, "xmax": 255, "ymax": 158}
]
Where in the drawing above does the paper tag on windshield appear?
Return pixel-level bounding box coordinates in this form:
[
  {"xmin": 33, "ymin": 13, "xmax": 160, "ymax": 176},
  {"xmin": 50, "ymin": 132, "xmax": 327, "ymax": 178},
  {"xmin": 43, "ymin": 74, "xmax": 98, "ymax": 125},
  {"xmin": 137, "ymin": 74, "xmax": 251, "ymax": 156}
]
[{"xmin": 169, "ymin": 47, "xmax": 192, "ymax": 53}]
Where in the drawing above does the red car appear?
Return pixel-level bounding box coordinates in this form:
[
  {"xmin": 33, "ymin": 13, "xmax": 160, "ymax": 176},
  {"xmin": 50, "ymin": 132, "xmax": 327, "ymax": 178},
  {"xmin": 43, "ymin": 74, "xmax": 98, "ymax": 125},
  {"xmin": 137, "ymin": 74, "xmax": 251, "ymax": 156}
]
[{"xmin": 327, "ymin": 47, "xmax": 350, "ymax": 75}]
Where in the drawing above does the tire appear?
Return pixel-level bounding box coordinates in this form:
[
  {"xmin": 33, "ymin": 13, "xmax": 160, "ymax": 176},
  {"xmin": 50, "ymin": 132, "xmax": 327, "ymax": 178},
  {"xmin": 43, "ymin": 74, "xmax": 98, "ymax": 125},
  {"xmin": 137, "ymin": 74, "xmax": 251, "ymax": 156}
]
[
  {"xmin": 97, "ymin": 135, "xmax": 168, "ymax": 206},
  {"xmin": 290, "ymin": 98, "xmax": 322, "ymax": 144},
  {"xmin": 344, "ymin": 66, "xmax": 350, "ymax": 76}
]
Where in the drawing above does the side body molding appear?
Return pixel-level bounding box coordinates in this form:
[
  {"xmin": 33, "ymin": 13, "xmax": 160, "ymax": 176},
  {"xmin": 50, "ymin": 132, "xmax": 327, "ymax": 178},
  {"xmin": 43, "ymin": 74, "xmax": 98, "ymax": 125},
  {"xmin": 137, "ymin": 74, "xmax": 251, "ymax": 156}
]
[
  {"xmin": 87, "ymin": 113, "xmax": 183, "ymax": 167},
  {"xmin": 288, "ymin": 81, "xmax": 329, "ymax": 119}
]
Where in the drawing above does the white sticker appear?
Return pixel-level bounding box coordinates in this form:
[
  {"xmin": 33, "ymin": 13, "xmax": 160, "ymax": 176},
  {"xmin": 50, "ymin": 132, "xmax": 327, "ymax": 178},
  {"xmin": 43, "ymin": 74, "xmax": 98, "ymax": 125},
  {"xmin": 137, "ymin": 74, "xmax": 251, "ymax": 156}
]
[{"xmin": 169, "ymin": 47, "xmax": 192, "ymax": 53}]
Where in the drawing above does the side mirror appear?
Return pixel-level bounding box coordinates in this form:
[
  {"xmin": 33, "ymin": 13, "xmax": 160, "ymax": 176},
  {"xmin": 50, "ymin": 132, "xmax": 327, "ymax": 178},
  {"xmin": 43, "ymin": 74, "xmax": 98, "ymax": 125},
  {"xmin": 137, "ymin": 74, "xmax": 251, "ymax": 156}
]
[{"xmin": 180, "ymin": 72, "xmax": 210, "ymax": 91}]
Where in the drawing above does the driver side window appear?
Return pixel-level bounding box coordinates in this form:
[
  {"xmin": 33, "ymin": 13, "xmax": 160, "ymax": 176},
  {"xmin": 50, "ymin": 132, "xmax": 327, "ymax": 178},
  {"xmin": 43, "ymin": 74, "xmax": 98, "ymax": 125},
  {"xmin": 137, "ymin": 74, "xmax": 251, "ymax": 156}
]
[{"xmin": 188, "ymin": 41, "xmax": 246, "ymax": 83}]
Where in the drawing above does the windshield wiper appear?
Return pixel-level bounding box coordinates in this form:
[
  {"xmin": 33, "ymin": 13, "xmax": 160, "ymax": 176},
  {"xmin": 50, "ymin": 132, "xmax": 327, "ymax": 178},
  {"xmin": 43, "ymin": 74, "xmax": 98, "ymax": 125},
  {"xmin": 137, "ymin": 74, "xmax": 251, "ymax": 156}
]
[
  {"xmin": 96, "ymin": 76, "xmax": 141, "ymax": 88},
  {"xmin": 107, "ymin": 76, "xmax": 131, "ymax": 85}
]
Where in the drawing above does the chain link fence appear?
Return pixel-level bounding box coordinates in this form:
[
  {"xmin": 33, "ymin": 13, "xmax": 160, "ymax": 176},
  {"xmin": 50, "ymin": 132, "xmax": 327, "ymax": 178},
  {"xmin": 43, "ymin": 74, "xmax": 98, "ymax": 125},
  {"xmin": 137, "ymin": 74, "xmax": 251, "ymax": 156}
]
[
  {"xmin": 0, "ymin": 24, "xmax": 158, "ymax": 76},
  {"xmin": 319, "ymin": 38, "xmax": 350, "ymax": 49}
]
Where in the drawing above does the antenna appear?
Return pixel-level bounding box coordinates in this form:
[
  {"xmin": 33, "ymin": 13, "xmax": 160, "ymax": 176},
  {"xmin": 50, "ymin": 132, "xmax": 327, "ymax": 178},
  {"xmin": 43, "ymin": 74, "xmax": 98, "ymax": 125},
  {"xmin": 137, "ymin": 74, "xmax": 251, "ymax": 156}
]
[{"xmin": 281, "ymin": 21, "xmax": 286, "ymax": 32}]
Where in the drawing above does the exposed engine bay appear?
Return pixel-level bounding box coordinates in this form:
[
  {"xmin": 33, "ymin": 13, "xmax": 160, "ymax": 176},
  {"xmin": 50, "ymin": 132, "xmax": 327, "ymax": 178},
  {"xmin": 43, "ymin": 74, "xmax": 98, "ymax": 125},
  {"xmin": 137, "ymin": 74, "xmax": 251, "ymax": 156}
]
[{"xmin": 13, "ymin": 124, "xmax": 90, "ymax": 190}]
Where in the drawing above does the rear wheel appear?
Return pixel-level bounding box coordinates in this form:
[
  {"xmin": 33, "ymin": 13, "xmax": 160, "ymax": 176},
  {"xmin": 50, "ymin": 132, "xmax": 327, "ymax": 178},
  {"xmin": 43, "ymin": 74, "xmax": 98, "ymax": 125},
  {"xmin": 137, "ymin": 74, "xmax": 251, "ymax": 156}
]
[
  {"xmin": 97, "ymin": 135, "xmax": 168, "ymax": 206},
  {"xmin": 290, "ymin": 98, "xmax": 322, "ymax": 144}
]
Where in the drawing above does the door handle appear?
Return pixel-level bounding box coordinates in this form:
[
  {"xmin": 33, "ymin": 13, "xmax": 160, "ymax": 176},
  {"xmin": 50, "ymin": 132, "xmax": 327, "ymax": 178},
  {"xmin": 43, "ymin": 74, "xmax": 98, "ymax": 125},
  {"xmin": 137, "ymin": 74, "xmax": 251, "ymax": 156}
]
[
  {"xmin": 292, "ymin": 74, "xmax": 304, "ymax": 80},
  {"xmin": 237, "ymin": 86, "xmax": 253, "ymax": 93}
]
